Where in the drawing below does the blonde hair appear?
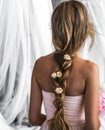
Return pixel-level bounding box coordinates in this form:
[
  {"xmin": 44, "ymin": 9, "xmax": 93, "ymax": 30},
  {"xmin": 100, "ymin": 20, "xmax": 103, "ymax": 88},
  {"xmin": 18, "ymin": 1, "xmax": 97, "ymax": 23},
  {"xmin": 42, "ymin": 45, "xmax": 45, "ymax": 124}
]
[{"xmin": 48, "ymin": 1, "xmax": 94, "ymax": 130}]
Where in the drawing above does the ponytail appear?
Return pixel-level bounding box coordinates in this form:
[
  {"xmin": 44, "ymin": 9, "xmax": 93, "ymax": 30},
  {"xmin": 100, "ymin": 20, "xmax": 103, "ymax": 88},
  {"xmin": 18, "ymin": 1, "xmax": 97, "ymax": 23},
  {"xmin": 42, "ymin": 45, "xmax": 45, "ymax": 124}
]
[
  {"xmin": 48, "ymin": 52, "xmax": 73, "ymax": 130},
  {"xmin": 48, "ymin": 0, "xmax": 95, "ymax": 129}
]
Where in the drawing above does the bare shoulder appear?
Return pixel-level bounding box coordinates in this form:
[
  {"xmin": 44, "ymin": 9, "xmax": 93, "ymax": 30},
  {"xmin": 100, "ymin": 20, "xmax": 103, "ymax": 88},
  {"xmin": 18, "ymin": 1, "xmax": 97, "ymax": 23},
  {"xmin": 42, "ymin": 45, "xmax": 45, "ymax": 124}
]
[
  {"xmin": 84, "ymin": 60, "xmax": 99, "ymax": 78},
  {"xmin": 79, "ymin": 59, "xmax": 99, "ymax": 89},
  {"xmin": 33, "ymin": 56, "xmax": 46, "ymax": 71},
  {"xmin": 76, "ymin": 56, "xmax": 99, "ymax": 79},
  {"xmin": 84, "ymin": 60, "xmax": 100, "ymax": 129},
  {"xmin": 33, "ymin": 53, "xmax": 54, "ymax": 72},
  {"xmin": 86, "ymin": 60, "xmax": 98, "ymax": 69},
  {"xmin": 35, "ymin": 56, "xmax": 45, "ymax": 66}
]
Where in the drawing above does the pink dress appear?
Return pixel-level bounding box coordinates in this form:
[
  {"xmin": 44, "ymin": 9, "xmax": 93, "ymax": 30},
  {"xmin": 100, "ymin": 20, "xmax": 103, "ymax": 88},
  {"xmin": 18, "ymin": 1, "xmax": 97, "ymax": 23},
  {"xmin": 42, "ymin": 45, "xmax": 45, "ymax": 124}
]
[{"xmin": 40, "ymin": 90, "xmax": 86, "ymax": 130}]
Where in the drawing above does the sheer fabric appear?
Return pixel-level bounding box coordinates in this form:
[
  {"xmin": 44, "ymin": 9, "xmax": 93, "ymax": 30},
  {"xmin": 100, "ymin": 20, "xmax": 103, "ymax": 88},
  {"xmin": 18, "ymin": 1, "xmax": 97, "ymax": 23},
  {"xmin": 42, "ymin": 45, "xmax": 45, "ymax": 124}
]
[{"xmin": 0, "ymin": 0, "xmax": 53, "ymax": 129}]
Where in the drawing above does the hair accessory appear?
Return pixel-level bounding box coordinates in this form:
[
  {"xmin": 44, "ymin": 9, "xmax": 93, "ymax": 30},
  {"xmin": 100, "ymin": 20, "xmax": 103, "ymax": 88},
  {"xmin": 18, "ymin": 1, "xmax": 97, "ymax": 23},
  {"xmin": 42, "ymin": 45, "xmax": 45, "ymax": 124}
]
[
  {"xmin": 63, "ymin": 54, "xmax": 71, "ymax": 60},
  {"xmin": 51, "ymin": 71, "xmax": 62, "ymax": 79},
  {"xmin": 55, "ymin": 87, "xmax": 63, "ymax": 94},
  {"xmin": 51, "ymin": 72, "xmax": 57, "ymax": 79},
  {"xmin": 56, "ymin": 71, "xmax": 62, "ymax": 78}
]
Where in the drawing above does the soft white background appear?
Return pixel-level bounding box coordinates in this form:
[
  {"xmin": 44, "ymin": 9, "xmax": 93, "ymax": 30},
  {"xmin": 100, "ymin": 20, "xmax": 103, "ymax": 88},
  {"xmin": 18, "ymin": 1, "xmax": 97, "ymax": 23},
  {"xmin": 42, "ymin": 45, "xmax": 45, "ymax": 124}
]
[{"xmin": 0, "ymin": 0, "xmax": 105, "ymax": 130}]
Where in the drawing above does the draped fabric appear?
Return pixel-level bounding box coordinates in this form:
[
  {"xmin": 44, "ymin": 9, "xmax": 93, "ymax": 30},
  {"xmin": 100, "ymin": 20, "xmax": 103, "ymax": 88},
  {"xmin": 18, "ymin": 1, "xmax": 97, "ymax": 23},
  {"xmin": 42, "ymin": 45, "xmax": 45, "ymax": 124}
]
[
  {"xmin": 41, "ymin": 90, "xmax": 85, "ymax": 130},
  {"xmin": 0, "ymin": 0, "xmax": 105, "ymax": 130},
  {"xmin": 0, "ymin": 0, "xmax": 53, "ymax": 129},
  {"xmin": 79, "ymin": 0, "xmax": 105, "ymax": 83}
]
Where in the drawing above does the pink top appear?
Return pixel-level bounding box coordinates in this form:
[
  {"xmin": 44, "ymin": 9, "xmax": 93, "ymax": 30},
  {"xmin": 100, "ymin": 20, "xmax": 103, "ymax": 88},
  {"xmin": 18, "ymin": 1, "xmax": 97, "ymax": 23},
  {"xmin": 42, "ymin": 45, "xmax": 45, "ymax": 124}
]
[{"xmin": 41, "ymin": 90, "xmax": 85, "ymax": 130}]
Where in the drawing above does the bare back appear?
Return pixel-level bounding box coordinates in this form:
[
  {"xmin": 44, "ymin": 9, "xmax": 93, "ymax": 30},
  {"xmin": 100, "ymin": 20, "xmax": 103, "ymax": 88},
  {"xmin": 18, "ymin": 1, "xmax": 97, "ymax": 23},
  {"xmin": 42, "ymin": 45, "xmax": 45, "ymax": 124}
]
[
  {"xmin": 36, "ymin": 52, "xmax": 93, "ymax": 96},
  {"xmin": 29, "ymin": 51, "xmax": 100, "ymax": 129}
]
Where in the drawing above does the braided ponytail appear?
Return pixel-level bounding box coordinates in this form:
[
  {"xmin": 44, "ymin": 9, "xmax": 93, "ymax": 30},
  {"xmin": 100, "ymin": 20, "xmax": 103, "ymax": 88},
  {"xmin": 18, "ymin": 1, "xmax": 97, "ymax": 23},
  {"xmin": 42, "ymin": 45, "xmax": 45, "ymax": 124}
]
[
  {"xmin": 48, "ymin": 0, "xmax": 95, "ymax": 130},
  {"xmin": 48, "ymin": 52, "xmax": 73, "ymax": 130}
]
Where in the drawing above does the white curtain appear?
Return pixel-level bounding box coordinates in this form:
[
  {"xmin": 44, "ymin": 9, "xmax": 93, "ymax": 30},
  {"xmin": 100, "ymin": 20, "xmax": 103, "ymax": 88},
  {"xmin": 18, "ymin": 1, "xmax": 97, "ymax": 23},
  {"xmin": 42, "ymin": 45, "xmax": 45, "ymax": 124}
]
[
  {"xmin": 0, "ymin": 0, "xmax": 53, "ymax": 129},
  {"xmin": 0, "ymin": 0, "xmax": 105, "ymax": 130},
  {"xmin": 80, "ymin": 0, "xmax": 105, "ymax": 83}
]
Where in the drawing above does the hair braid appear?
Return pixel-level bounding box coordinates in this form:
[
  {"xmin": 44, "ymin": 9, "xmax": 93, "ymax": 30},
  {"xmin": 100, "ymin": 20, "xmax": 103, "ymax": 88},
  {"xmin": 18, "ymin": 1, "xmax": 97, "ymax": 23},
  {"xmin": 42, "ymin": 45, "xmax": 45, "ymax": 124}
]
[
  {"xmin": 48, "ymin": 52, "xmax": 73, "ymax": 130},
  {"xmin": 48, "ymin": 0, "xmax": 95, "ymax": 130}
]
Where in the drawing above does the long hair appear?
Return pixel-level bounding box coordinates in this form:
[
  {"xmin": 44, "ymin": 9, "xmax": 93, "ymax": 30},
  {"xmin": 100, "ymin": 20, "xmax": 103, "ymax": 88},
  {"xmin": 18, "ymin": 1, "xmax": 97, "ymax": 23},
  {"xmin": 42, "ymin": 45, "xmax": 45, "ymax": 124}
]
[{"xmin": 48, "ymin": 1, "xmax": 94, "ymax": 130}]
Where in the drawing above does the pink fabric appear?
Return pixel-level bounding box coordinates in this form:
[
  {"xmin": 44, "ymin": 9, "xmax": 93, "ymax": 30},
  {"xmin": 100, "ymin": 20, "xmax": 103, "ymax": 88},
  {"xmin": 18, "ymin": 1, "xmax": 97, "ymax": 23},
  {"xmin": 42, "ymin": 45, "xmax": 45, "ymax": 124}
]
[
  {"xmin": 99, "ymin": 91, "xmax": 105, "ymax": 114},
  {"xmin": 40, "ymin": 90, "xmax": 85, "ymax": 130}
]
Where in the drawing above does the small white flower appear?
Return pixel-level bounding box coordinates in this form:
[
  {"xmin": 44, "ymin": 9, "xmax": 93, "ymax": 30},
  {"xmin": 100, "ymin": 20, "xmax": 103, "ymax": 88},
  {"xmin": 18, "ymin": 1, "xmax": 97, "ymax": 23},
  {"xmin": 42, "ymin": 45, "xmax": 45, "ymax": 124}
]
[
  {"xmin": 55, "ymin": 87, "xmax": 63, "ymax": 94},
  {"xmin": 56, "ymin": 71, "xmax": 62, "ymax": 78},
  {"xmin": 63, "ymin": 54, "xmax": 71, "ymax": 60},
  {"xmin": 51, "ymin": 72, "xmax": 57, "ymax": 79}
]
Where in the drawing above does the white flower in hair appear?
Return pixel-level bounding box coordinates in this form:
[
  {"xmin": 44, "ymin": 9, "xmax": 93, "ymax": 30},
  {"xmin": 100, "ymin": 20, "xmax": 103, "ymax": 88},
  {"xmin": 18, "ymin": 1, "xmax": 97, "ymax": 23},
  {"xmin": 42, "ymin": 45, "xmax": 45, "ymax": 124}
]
[
  {"xmin": 56, "ymin": 71, "xmax": 62, "ymax": 78},
  {"xmin": 51, "ymin": 72, "xmax": 57, "ymax": 79},
  {"xmin": 63, "ymin": 54, "xmax": 71, "ymax": 60},
  {"xmin": 55, "ymin": 87, "xmax": 63, "ymax": 94}
]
